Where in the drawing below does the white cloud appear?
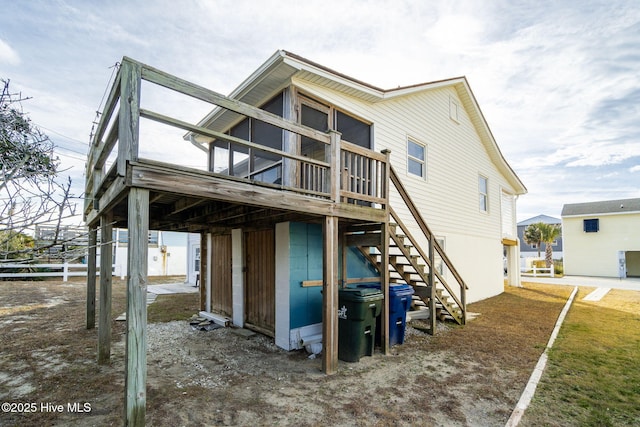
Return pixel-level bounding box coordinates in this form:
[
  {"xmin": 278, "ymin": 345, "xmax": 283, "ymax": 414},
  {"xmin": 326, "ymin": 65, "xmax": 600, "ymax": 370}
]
[
  {"xmin": 630, "ymin": 165, "xmax": 640, "ymax": 173},
  {"xmin": 0, "ymin": 38, "xmax": 20, "ymax": 65}
]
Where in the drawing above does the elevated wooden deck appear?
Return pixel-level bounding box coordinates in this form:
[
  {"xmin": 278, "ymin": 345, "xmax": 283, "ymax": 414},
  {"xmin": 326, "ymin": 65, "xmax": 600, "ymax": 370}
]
[{"xmin": 84, "ymin": 57, "xmax": 390, "ymax": 231}]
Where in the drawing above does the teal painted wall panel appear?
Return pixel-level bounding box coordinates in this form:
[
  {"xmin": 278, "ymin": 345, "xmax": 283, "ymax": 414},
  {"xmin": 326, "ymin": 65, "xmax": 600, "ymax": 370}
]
[{"xmin": 288, "ymin": 223, "xmax": 379, "ymax": 330}]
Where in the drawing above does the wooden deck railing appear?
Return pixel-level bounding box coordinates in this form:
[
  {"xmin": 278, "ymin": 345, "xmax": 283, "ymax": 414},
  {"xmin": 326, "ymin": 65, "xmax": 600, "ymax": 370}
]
[{"xmin": 85, "ymin": 57, "xmax": 388, "ymax": 218}]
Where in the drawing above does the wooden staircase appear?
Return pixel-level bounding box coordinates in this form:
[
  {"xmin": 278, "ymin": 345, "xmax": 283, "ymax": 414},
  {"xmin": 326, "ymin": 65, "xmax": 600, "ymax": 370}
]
[{"xmin": 346, "ymin": 166, "xmax": 468, "ymax": 334}]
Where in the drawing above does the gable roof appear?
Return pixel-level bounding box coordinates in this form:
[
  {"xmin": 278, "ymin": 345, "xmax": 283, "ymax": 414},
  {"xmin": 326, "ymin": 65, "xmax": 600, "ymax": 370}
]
[
  {"xmin": 561, "ymin": 198, "xmax": 640, "ymax": 216},
  {"xmin": 191, "ymin": 50, "xmax": 526, "ymax": 195},
  {"xmin": 518, "ymin": 214, "xmax": 561, "ymax": 226}
]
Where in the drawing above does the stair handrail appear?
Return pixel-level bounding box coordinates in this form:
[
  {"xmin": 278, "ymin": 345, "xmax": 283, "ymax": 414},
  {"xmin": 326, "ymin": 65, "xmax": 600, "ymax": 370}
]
[
  {"xmin": 389, "ymin": 166, "xmax": 468, "ymax": 321},
  {"xmin": 389, "ymin": 206, "xmax": 465, "ymax": 311}
]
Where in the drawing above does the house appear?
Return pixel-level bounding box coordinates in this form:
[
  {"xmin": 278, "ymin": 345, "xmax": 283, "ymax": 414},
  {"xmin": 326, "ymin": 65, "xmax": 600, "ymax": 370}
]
[
  {"xmin": 562, "ymin": 198, "xmax": 640, "ymax": 278},
  {"xmin": 517, "ymin": 214, "xmax": 563, "ymax": 268},
  {"xmin": 82, "ymin": 51, "xmax": 526, "ymax": 423},
  {"xmin": 111, "ymin": 229, "xmax": 194, "ymax": 279}
]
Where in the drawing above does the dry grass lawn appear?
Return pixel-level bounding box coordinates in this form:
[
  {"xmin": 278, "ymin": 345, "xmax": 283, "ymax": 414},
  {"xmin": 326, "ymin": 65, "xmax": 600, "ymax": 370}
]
[{"xmin": 3, "ymin": 277, "xmax": 624, "ymax": 426}]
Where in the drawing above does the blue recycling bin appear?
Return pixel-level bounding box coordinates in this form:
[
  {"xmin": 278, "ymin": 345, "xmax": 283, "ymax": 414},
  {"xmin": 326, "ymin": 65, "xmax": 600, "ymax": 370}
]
[
  {"xmin": 357, "ymin": 283, "xmax": 415, "ymax": 346},
  {"xmin": 387, "ymin": 284, "xmax": 414, "ymax": 345}
]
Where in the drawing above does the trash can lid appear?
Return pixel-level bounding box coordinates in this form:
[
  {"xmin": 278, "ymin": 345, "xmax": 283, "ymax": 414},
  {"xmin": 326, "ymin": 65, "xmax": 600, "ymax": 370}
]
[
  {"xmin": 389, "ymin": 283, "xmax": 415, "ymax": 295},
  {"xmin": 339, "ymin": 287, "xmax": 383, "ymax": 301}
]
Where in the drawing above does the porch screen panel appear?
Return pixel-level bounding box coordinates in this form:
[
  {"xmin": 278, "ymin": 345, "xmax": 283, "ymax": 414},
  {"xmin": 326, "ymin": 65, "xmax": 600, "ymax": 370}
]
[
  {"xmin": 336, "ymin": 110, "xmax": 371, "ymax": 149},
  {"xmin": 230, "ymin": 118, "xmax": 250, "ymax": 178},
  {"xmin": 300, "ymin": 103, "xmax": 329, "ymax": 192},
  {"xmin": 251, "ymin": 94, "xmax": 283, "ymax": 184}
]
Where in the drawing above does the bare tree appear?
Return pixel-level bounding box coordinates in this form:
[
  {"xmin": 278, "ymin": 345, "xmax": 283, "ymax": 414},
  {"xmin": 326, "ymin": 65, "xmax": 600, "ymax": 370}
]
[{"xmin": 0, "ymin": 79, "xmax": 76, "ymax": 261}]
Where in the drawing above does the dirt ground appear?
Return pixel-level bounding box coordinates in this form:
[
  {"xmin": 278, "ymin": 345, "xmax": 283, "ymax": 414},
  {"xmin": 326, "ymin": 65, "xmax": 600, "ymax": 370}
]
[{"xmin": 0, "ymin": 278, "xmax": 572, "ymax": 426}]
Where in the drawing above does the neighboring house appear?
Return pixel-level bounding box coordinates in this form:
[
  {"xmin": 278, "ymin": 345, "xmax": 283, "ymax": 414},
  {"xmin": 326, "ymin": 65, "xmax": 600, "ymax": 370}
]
[
  {"xmin": 83, "ymin": 51, "xmax": 526, "ymax": 417},
  {"xmin": 562, "ymin": 198, "xmax": 640, "ymax": 278},
  {"xmin": 517, "ymin": 214, "xmax": 563, "ymax": 267},
  {"xmin": 111, "ymin": 229, "xmax": 192, "ymax": 278},
  {"xmin": 186, "ymin": 233, "xmax": 201, "ymax": 285}
]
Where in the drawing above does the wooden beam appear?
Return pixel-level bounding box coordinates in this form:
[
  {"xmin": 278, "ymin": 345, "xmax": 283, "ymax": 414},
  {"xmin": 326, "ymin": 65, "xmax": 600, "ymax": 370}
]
[
  {"xmin": 502, "ymin": 237, "xmax": 518, "ymax": 246},
  {"xmin": 125, "ymin": 188, "xmax": 149, "ymax": 426},
  {"xmin": 380, "ymin": 149, "xmax": 391, "ymax": 353},
  {"xmin": 380, "ymin": 221, "xmax": 390, "ymax": 354},
  {"xmin": 428, "ymin": 234, "xmax": 436, "ymax": 335},
  {"xmin": 137, "ymin": 61, "xmax": 331, "ymax": 144},
  {"xmin": 117, "ymin": 60, "xmax": 141, "ymax": 177},
  {"xmin": 281, "ymin": 87, "xmax": 299, "ymax": 188},
  {"xmin": 328, "ymin": 130, "xmax": 341, "ymax": 203},
  {"xmin": 86, "ymin": 225, "xmax": 98, "ymax": 329},
  {"xmin": 170, "ymin": 197, "xmax": 203, "ymax": 215},
  {"xmin": 129, "ymin": 161, "xmax": 387, "ymax": 223},
  {"xmin": 199, "ymin": 232, "xmax": 207, "ymax": 312},
  {"xmin": 139, "ymin": 109, "xmax": 329, "ymax": 168},
  {"xmin": 302, "ymin": 277, "xmax": 380, "ymax": 287},
  {"xmin": 97, "ymin": 211, "xmax": 113, "ymax": 364},
  {"xmin": 322, "ymin": 216, "xmax": 339, "ymax": 374},
  {"xmin": 346, "ymin": 232, "xmax": 381, "ymax": 247}
]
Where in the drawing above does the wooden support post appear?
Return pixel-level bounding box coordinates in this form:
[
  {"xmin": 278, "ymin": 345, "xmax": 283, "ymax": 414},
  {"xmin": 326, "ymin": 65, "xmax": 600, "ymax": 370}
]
[
  {"xmin": 380, "ymin": 149, "xmax": 391, "ymax": 353},
  {"xmin": 117, "ymin": 59, "xmax": 142, "ymax": 177},
  {"xmin": 380, "ymin": 221, "xmax": 390, "ymax": 354},
  {"xmin": 328, "ymin": 130, "xmax": 341, "ymax": 203},
  {"xmin": 86, "ymin": 224, "xmax": 98, "ymax": 329},
  {"xmin": 125, "ymin": 188, "xmax": 149, "ymax": 426},
  {"xmin": 199, "ymin": 232, "xmax": 207, "ymax": 312},
  {"xmin": 322, "ymin": 216, "xmax": 339, "ymax": 374},
  {"xmin": 97, "ymin": 212, "xmax": 113, "ymax": 364},
  {"xmin": 428, "ymin": 234, "xmax": 436, "ymax": 335},
  {"xmin": 205, "ymin": 233, "xmax": 212, "ymax": 313},
  {"xmin": 340, "ymin": 225, "xmax": 347, "ymax": 288},
  {"xmin": 282, "ymin": 87, "xmax": 299, "ymax": 188}
]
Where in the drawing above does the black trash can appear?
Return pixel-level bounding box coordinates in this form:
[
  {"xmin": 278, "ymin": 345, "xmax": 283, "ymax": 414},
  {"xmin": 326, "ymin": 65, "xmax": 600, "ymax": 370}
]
[{"xmin": 338, "ymin": 287, "xmax": 383, "ymax": 362}]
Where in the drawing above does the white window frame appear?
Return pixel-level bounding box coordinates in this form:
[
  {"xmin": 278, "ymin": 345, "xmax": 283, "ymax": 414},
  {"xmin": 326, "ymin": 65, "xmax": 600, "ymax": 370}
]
[
  {"xmin": 479, "ymin": 174, "xmax": 489, "ymax": 213},
  {"xmin": 407, "ymin": 137, "xmax": 426, "ymax": 179}
]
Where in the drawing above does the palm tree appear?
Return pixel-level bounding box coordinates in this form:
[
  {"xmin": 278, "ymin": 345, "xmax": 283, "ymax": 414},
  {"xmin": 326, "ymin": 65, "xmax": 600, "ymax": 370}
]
[
  {"xmin": 538, "ymin": 223, "xmax": 561, "ymax": 267},
  {"xmin": 523, "ymin": 223, "xmax": 543, "ymax": 258}
]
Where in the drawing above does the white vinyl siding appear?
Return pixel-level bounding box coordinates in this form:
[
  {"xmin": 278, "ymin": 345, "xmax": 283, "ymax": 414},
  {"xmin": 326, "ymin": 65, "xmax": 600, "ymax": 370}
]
[{"xmin": 291, "ymin": 79, "xmax": 519, "ymax": 302}]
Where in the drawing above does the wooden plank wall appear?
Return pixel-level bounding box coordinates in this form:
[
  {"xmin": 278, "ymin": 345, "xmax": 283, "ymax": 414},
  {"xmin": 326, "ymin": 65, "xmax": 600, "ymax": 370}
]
[
  {"xmin": 244, "ymin": 229, "xmax": 275, "ymax": 336},
  {"xmin": 211, "ymin": 234, "xmax": 233, "ymax": 316}
]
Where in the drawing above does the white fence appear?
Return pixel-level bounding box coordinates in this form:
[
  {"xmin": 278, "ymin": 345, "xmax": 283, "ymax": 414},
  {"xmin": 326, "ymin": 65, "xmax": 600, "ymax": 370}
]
[
  {"xmin": 520, "ymin": 257, "xmax": 555, "ymax": 277},
  {"xmin": 0, "ymin": 262, "xmax": 115, "ymax": 282}
]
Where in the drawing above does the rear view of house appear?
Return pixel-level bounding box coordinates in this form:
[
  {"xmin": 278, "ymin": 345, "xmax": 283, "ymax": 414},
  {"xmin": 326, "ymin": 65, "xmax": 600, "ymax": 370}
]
[{"xmin": 83, "ymin": 50, "xmax": 525, "ymax": 424}]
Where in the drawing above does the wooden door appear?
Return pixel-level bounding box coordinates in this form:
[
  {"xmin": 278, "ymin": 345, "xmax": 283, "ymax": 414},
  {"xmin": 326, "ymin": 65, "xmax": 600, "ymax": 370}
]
[
  {"xmin": 244, "ymin": 229, "xmax": 275, "ymax": 336},
  {"xmin": 211, "ymin": 234, "xmax": 232, "ymax": 317}
]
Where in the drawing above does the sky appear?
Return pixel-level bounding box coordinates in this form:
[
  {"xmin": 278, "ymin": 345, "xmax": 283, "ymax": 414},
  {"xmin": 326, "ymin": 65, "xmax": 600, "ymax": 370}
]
[{"xmin": 1, "ymin": 0, "xmax": 639, "ymax": 224}]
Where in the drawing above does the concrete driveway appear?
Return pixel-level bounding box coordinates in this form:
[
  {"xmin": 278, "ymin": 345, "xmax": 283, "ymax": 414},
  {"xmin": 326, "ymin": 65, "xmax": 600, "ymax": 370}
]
[{"xmin": 522, "ymin": 275, "xmax": 640, "ymax": 291}]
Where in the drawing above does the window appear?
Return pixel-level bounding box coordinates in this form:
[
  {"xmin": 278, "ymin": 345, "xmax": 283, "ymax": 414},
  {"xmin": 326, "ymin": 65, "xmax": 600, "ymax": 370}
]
[
  {"xmin": 407, "ymin": 138, "xmax": 426, "ymax": 178},
  {"xmin": 479, "ymin": 175, "xmax": 488, "ymax": 212},
  {"xmin": 584, "ymin": 219, "xmax": 599, "ymax": 233},
  {"xmin": 194, "ymin": 247, "xmax": 200, "ymax": 272}
]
